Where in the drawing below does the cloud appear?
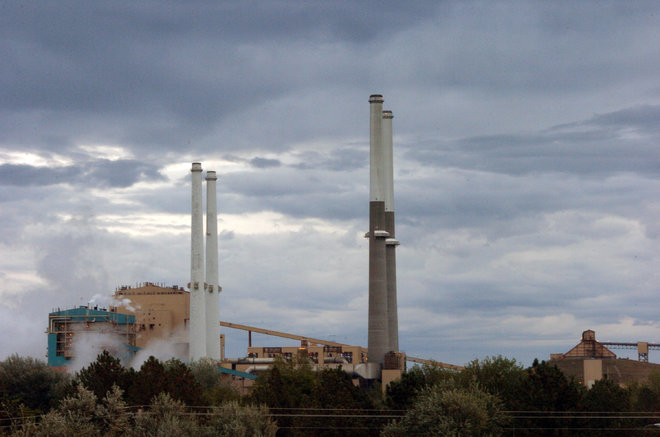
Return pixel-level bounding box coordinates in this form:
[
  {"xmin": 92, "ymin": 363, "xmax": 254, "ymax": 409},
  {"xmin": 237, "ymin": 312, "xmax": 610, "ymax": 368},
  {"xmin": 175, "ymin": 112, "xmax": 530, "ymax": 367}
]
[
  {"xmin": 1, "ymin": 1, "xmax": 659, "ymax": 368},
  {"xmin": 0, "ymin": 159, "xmax": 164, "ymax": 188},
  {"xmin": 249, "ymin": 157, "xmax": 281, "ymax": 169},
  {"xmin": 403, "ymin": 104, "xmax": 660, "ymax": 179}
]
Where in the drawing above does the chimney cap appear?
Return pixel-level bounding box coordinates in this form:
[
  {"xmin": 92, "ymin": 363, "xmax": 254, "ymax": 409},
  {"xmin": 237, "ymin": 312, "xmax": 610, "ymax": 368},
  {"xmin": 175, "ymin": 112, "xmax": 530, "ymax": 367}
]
[
  {"xmin": 382, "ymin": 110, "xmax": 394, "ymax": 119},
  {"xmin": 206, "ymin": 170, "xmax": 217, "ymax": 181},
  {"xmin": 369, "ymin": 94, "xmax": 384, "ymax": 103},
  {"xmin": 191, "ymin": 162, "xmax": 203, "ymax": 172}
]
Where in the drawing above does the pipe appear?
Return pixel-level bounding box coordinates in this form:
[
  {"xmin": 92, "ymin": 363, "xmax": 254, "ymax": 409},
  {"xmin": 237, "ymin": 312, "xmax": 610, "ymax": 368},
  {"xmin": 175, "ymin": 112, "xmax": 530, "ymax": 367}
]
[
  {"xmin": 226, "ymin": 357, "xmax": 277, "ymax": 364},
  {"xmin": 324, "ymin": 356, "xmax": 349, "ymax": 364},
  {"xmin": 244, "ymin": 365, "xmax": 272, "ymax": 374},
  {"xmin": 205, "ymin": 170, "xmax": 221, "ymax": 360},
  {"xmin": 190, "ymin": 162, "xmax": 206, "ymax": 360}
]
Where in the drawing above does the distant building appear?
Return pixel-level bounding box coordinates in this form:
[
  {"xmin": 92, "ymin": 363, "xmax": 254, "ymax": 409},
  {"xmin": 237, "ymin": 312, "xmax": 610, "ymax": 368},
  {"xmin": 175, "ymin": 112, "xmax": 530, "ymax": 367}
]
[
  {"xmin": 46, "ymin": 282, "xmax": 192, "ymax": 369},
  {"xmin": 111, "ymin": 282, "xmax": 191, "ymax": 357},
  {"xmin": 46, "ymin": 306, "xmax": 136, "ymax": 368},
  {"xmin": 550, "ymin": 330, "xmax": 660, "ymax": 387}
]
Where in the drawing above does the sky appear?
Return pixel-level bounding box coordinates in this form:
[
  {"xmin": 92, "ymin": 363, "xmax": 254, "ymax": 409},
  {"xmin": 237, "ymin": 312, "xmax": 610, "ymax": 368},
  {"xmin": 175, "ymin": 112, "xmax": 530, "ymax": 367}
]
[{"xmin": 1, "ymin": 1, "xmax": 659, "ymax": 367}]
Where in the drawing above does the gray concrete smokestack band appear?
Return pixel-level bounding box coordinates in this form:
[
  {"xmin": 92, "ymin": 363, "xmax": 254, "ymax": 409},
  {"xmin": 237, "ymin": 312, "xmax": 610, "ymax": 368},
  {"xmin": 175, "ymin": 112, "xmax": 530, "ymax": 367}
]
[
  {"xmin": 383, "ymin": 110, "xmax": 399, "ymax": 352},
  {"xmin": 190, "ymin": 162, "xmax": 206, "ymax": 360},
  {"xmin": 368, "ymin": 94, "xmax": 389, "ymax": 366},
  {"xmin": 205, "ymin": 170, "xmax": 221, "ymax": 360}
]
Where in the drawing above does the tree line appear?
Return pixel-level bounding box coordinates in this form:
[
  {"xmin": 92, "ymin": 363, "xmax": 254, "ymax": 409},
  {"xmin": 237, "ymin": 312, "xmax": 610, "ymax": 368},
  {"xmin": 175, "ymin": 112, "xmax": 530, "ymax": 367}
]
[{"xmin": 2, "ymin": 353, "xmax": 660, "ymax": 436}]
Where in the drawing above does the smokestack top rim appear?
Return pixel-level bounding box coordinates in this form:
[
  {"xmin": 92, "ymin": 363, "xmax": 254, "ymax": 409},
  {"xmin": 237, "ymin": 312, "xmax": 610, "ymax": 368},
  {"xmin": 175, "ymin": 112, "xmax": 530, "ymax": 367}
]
[
  {"xmin": 191, "ymin": 162, "xmax": 203, "ymax": 172},
  {"xmin": 382, "ymin": 110, "xmax": 394, "ymax": 119},
  {"xmin": 369, "ymin": 94, "xmax": 384, "ymax": 103},
  {"xmin": 205, "ymin": 170, "xmax": 218, "ymax": 181}
]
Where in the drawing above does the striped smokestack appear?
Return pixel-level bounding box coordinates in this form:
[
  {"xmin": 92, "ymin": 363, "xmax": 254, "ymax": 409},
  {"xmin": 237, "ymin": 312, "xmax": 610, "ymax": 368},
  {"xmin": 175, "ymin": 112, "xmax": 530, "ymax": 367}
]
[
  {"xmin": 368, "ymin": 94, "xmax": 389, "ymax": 367},
  {"xmin": 383, "ymin": 110, "xmax": 399, "ymax": 352},
  {"xmin": 190, "ymin": 162, "xmax": 206, "ymax": 360},
  {"xmin": 205, "ymin": 170, "xmax": 221, "ymax": 360}
]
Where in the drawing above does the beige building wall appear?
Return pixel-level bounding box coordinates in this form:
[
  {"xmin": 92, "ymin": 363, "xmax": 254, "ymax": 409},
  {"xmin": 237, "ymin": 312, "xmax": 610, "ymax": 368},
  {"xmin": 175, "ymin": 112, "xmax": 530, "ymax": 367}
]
[
  {"xmin": 246, "ymin": 344, "xmax": 367, "ymax": 365},
  {"xmin": 583, "ymin": 359, "xmax": 603, "ymax": 388},
  {"xmin": 112, "ymin": 283, "xmax": 190, "ymax": 350}
]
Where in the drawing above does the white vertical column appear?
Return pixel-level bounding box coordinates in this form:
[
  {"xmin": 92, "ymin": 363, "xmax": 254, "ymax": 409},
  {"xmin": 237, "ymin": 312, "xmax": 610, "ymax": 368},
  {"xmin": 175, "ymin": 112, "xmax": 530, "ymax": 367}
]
[
  {"xmin": 370, "ymin": 96, "xmax": 385, "ymax": 203},
  {"xmin": 190, "ymin": 162, "xmax": 206, "ymax": 360},
  {"xmin": 205, "ymin": 170, "xmax": 221, "ymax": 360}
]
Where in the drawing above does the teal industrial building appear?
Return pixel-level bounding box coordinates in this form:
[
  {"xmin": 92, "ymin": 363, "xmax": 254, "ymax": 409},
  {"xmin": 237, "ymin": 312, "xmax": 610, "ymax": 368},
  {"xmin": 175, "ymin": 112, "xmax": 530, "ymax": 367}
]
[{"xmin": 47, "ymin": 306, "xmax": 137, "ymax": 368}]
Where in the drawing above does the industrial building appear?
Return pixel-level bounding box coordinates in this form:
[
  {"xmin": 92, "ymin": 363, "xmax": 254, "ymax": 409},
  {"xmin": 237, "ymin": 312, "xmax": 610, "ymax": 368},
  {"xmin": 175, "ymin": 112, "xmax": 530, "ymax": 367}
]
[
  {"xmin": 46, "ymin": 306, "xmax": 137, "ymax": 368},
  {"xmin": 550, "ymin": 330, "xmax": 660, "ymax": 387},
  {"xmin": 112, "ymin": 282, "xmax": 192, "ymax": 357},
  {"xmin": 46, "ymin": 95, "xmax": 465, "ymax": 387},
  {"xmin": 46, "ymin": 283, "xmax": 194, "ymax": 369}
]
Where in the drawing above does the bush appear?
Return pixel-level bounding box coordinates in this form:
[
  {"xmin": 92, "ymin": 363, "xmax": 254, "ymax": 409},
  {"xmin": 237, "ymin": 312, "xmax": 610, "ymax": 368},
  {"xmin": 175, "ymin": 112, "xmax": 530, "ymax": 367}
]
[{"xmin": 382, "ymin": 382, "xmax": 506, "ymax": 437}]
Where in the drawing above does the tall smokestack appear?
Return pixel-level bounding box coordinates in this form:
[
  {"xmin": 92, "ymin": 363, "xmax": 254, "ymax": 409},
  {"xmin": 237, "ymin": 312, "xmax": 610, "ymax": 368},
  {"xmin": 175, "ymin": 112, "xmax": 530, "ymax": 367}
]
[
  {"xmin": 190, "ymin": 162, "xmax": 206, "ymax": 360},
  {"xmin": 383, "ymin": 110, "xmax": 399, "ymax": 352},
  {"xmin": 205, "ymin": 170, "xmax": 221, "ymax": 360},
  {"xmin": 368, "ymin": 94, "xmax": 389, "ymax": 367}
]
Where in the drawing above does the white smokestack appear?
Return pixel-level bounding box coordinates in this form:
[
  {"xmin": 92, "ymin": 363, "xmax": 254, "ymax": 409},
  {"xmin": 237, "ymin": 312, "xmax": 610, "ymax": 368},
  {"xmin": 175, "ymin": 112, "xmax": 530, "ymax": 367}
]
[
  {"xmin": 205, "ymin": 170, "xmax": 221, "ymax": 360},
  {"xmin": 190, "ymin": 162, "xmax": 206, "ymax": 360},
  {"xmin": 370, "ymin": 95, "xmax": 385, "ymax": 203}
]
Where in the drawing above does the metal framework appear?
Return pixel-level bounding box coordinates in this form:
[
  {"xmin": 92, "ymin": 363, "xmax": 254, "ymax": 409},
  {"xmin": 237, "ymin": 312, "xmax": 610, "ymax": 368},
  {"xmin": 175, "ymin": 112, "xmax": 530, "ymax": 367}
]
[
  {"xmin": 600, "ymin": 342, "xmax": 660, "ymax": 363},
  {"xmin": 219, "ymin": 320, "xmax": 463, "ymax": 370}
]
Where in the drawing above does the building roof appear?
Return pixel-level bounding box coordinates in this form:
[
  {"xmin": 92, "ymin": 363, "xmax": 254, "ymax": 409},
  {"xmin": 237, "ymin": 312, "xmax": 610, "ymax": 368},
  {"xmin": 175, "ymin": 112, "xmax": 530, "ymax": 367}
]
[
  {"xmin": 49, "ymin": 306, "xmax": 135, "ymax": 325},
  {"xmin": 560, "ymin": 330, "xmax": 616, "ymax": 359}
]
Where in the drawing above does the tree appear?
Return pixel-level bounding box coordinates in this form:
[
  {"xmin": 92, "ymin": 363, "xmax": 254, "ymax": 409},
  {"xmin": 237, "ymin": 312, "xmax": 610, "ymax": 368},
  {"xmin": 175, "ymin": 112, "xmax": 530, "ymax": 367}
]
[
  {"xmin": 14, "ymin": 385, "xmax": 99, "ymax": 437},
  {"xmin": 382, "ymin": 382, "xmax": 506, "ymax": 437},
  {"xmin": 510, "ymin": 359, "xmax": 585, "ymax": 436},
  {"xmin": 127, "ymin": 356, "xmax": 168, "ymax": 406},
  {"xmin": 250, "ymin": 358, "xmax": 377, "ymax": 437},
  {"xmin": 163, "ymin": 358, "xmax": 201, "ymax": 405},
  {"xmin": 189, "ymin": 358, "xmax": 239, "ymax": 405},
  {"xmin": 250, "ymin": 357, "xmax": 316, "ymax": 410},
  {"xmin": 580, "ymin": 378, "xmax": 631, "ymax": 435},
  {"xmin": 385, "ymin": 363, "xmax": 457, "ymax": 410},
  {"xmin": 461, "ymin": 356, "xmax": 527, "ymax": 410},
  {"xmin": 0, "ymin": 355, "xmax": 71, "ymax": 413},
  {"xmin": 95, "ymin": 385, "xmax": 131, "ymax": 437},
  {"xmin": 128, "ymin": 392, "xmax": 197, "ymax": 437},
  {"xmin": 77, "ymin": 350, "xmax": 129, "ymax": 401},
  {"xmin": 522, "ymin": 359, "xmax": 583, "ymax": 411},
  {"xmin": 197, "ymin": 401, "xmax": 277, "ymax": 437}
]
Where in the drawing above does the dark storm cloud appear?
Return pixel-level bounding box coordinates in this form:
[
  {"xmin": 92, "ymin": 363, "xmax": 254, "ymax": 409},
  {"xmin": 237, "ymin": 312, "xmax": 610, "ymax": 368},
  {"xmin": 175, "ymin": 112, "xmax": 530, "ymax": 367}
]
[
  {"xmin": 249, "ymin": 157, "xmax": 281, "ymax": 169},
  {"xmin": 0, "ymin": 159, "xmax": 163, "ymax": 188},
  {"xmin": 564, "ymin": 104, "xmax": 660, "ymax": 131},
  {"xmin": 0, "ymin": 164, "xmax": 77, "ymax": 186},
  {"xmin": 292, "ymin": 147, "xmax": 368, "ymax": 172},
  {"xmin": 0, "ymin": 1, "xmax": 437, "ymax": 156},
  {"xmin": 404, "ymin": 104, "xmax": 660, "ymax": 178},
  {"xmin": 84, "ymin": 159, "xmax": 165, "ymax": 187}
]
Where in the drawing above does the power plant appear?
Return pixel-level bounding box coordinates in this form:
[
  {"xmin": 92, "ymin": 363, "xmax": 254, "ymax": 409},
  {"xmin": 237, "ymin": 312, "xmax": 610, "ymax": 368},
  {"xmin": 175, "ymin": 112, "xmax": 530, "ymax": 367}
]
[
  {"xmin": 44, "ymin": 94, "xmax": 660, "ymax": 391},
  {"xmin": 43, "ymin": 93, "xmax": 470, "ymax": 391}
]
